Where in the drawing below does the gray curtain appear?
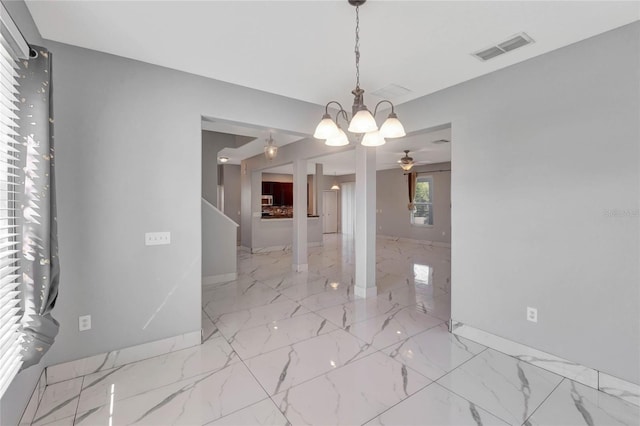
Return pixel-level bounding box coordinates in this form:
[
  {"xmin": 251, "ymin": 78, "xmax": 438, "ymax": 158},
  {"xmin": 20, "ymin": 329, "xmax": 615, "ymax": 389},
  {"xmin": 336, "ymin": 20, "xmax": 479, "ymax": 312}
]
[{"xmin": 17, "ymin": 45, "xmax": 60, "ymax": 370}]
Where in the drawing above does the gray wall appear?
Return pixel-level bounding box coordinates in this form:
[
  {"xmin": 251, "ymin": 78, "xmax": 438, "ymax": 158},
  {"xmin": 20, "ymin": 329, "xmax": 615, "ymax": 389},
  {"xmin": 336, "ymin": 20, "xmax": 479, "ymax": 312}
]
[
  {"xmin": 2, "ymin": 4, "xmax": 638, "ymax": 424},
  {"xmin": 252, "ymin": 218, "xmax": 323, "ymax": 250},
  {"xmin": 240, "ymin": 139, "xmax": 352, "ymax": 249},
  {"xmin": 2, "ymin": 15, "xmax": 324, "ymax": 424},
  {"xmin": 202, "ymin": 199, "xmax": 237, "ymax": 279},
  {"xmin": 222, "ymin": 164, "xmax": 241, "ymax": 244},
  {"xmin": 0, "ymin": 2, "xmax": 45, "ymax": 425},
  {"xmin": 202, "ymin": 131, "xmax": 235, "ymax": 207},
  {"xmin": 42, "ymin": 39, "xmax": 320, "ymax": 363},
  {"xmin": 262, "ymin": 173, "xmax": 293, "ymax": 183},
  {"xmin": 377, "ymin": 163, "xmax": 451, "ymax": 244},
  {"xmin": 398, "ymin": 23, "xmax": 639, "ymax": 383},
  {"xmin": 325, "ymin": 174, "xmax": 355, "ymax": 233}
]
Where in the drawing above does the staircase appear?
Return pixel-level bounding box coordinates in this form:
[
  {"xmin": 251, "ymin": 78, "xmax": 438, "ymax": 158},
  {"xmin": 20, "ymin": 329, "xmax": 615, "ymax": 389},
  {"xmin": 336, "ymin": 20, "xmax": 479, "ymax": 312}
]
[{"xmin": 202, "ymin": 198, "xmax": 239, "ymax": 285}]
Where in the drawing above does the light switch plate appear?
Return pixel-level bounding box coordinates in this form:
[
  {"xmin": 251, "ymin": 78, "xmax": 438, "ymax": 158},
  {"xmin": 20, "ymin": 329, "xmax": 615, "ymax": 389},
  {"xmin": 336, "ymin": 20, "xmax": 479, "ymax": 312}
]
[
  {"xmin": 145, "ymin": 232, "xmax": 171, "ymax": 246},
  {"xmin": 79, "ymin": 315, "xmax": 91, "ymax": 331}
]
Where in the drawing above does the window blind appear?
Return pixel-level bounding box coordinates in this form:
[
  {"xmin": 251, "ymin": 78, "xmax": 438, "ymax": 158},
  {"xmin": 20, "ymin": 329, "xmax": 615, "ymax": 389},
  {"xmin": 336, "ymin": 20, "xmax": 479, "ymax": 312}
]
[{"xmin": 0, "ymin": 3, "xmax": 29, "ymax": 399}]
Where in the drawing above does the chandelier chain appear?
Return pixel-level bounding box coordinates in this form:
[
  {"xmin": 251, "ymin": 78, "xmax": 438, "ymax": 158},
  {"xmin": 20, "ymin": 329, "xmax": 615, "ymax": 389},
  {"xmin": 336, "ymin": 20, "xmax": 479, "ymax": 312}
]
[{"xmin": 354, "ymin": 4, "xmax": 360, "ymax": 88}]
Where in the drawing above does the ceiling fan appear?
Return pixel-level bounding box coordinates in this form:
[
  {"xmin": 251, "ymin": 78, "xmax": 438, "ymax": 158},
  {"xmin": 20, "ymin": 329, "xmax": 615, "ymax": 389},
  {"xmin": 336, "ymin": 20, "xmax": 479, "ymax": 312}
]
[{"xmin": 398, "ymin": 150, "xmax": 415, "ymax": 171}]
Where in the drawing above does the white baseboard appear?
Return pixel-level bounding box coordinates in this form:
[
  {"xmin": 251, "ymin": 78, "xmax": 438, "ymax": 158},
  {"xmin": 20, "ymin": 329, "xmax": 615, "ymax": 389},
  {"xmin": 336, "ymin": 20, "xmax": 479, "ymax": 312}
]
[
  {"xmin": 599, "ymin": 371, "xmax": 640, "ymax": 407},
  {"xmin": 45, "ymin": 330, "xmax": 201, "ymax": 385},
  {"xmin": 202, "ymin": 273, "xmax": 237, "ymax": 285},
  {"xmin": 355, "ymin": 286, "xmax": 377, "ymax": 298},
  {"xmin": 378, "ymin": 234, "xmax": 451, "ymax": 248},
  {"xmin": 451, "ymin": 321, "xmax": 639, "ymax": 406},
  {"xmin": 292, "ymin": 263, "xmax": 308, "ymax": 272}
]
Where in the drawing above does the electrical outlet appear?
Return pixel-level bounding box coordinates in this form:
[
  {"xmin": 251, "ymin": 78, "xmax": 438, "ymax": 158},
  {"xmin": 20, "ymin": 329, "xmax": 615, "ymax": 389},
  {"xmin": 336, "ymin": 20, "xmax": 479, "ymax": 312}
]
[
  {"xmin": 145, "ymin": 231, "xmax": 171, "ymax": 246},
  {"xmin": 79, "ymin": 315, "xmax": 91, "ymax": 331},
  {"xmin": 527, "ymin": 307, "xmax": 538, "ymax": 323}
]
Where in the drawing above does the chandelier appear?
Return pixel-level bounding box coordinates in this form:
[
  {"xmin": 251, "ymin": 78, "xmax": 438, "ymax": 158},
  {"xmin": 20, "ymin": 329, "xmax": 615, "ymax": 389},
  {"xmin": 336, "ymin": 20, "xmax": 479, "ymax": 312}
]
[
  {"xmin": 313, "ymin": 0, "xmax": 406, "ymax": 147},
  {"xmin": 264, "ymin": 134, "xmax": 278, "ymax": 160},
  {"xmin": 399, "ymin": 150, "xmax": 414, "ymax": 171}
]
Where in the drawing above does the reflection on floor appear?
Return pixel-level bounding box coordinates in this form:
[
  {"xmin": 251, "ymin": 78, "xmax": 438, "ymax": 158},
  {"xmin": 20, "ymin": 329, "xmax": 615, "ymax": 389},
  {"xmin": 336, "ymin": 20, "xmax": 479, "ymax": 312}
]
[{"xmin": 27, "ymin": 235, "xmax": 639, "ymax": 425}]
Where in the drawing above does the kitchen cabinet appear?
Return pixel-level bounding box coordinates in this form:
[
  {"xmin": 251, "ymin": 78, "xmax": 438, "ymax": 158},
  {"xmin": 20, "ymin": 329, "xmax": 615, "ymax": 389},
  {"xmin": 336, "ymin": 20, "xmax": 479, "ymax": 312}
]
[{"xmin": 262, "ymin": 181, "xmax": 293, "ymax": 206}]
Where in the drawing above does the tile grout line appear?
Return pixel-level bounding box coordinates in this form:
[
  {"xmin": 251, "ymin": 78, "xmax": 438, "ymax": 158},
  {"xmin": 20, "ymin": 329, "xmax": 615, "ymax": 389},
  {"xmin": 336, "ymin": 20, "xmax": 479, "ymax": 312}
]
[
  {"xmin": 209, "ymin": 234, "xmax": 456, "ymax": 424},
  {"xmin": 232, "ymin": 334, "xmax": 295, "ymax": 425},
  {"xmin": 237, "ymin": 322, "xmax": 450, "ymax": 425},
  {"xmin": 358, "ymin": 381, "xmax": 436, "ymax": 425},
  {"xmin": 521, "ymin": 377, "xmax": 565, "ymax": 425},
  {"xmin": 71, "ymin": 375, "xmax": 85, "ymax": 424},
  {"xmin": 429, "ymin": 347, "xmax": 522, "ymax": 425}
]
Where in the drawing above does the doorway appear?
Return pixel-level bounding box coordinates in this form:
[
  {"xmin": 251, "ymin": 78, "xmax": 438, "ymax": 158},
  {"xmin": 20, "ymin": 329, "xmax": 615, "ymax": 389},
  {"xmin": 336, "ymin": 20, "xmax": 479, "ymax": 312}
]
[{"xmin": 323, "ymin": 190, "xmax": 338, "ymax": 233}]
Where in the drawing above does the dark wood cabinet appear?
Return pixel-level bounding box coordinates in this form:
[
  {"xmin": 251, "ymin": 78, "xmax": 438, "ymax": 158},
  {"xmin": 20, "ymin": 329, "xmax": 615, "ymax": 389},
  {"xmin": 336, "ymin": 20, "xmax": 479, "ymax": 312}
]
[
  {"xmin": 262, "ymin": 181, "xmax": 293, "ymax": 206},
  {"xmin": 283, "ymin": 184, "xmax": 293, "ymax": 206}
]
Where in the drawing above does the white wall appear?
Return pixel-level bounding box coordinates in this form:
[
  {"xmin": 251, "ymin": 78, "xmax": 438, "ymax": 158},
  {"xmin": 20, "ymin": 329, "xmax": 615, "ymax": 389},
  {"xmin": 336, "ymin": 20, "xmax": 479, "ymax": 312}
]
[
  {"xmin": 398, "ymin": 22, "xmax": 640, "ymax": 383},
  {"xmin": 377, "ymin": 163, "xmax": 451, "ymax": 244}
]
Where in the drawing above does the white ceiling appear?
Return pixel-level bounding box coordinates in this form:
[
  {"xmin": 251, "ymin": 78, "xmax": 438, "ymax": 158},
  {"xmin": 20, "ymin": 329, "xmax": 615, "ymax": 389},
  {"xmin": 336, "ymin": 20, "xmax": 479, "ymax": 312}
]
[
  {"xmin": 202, "ymin": 117, "xmax": 305, "ymax": 164},
  {"xmin": 26, "ymin": 1, "xmax": 639, "ymax": 108},
  {"xmin": 26, "ymin": 1, "xmax": 638, "ymax": 170},
  {"xmin": 264, "ymin": 127, "xmax": 451, "ymax": 176}
]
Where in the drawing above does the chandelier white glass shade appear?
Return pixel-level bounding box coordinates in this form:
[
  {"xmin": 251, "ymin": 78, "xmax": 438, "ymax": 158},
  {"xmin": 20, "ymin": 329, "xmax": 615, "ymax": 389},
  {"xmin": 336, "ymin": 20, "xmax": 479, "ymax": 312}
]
[
  {"xmin": 325, "ymin": 126, "xmax": 349, "ymax": 146},
  {"xmin": 399, "ymin": 150, "xmax": 415, "ymax": 171},
  {"xmin": 264, "ymin": 134, "xmax": 278, "ymax": 160},
  {"xmin": 361, "ymin": 130, "xmax": 385, "ymax": 147},
  {"xmin": 313, "ymin": 0, "xmax": 406, "ymax": 147}
]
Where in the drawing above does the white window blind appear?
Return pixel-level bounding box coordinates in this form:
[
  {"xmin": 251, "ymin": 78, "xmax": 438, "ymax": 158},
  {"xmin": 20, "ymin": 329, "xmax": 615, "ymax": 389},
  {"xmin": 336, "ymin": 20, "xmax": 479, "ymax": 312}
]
[{"xmin": 0, "ymin": 3, "xmax": 29, "ymax": 399}]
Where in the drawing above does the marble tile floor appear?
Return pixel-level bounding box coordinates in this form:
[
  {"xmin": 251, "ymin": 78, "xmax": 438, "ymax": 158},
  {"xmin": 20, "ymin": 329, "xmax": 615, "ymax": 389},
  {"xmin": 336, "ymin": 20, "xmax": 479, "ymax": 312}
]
[{"xmin": 24, "ymin": 235, "xmax": 639, "ymax": 425}]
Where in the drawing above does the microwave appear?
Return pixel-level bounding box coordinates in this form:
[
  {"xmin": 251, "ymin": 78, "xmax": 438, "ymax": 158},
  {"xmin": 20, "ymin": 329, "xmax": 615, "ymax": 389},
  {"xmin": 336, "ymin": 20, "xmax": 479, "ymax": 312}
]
[{"xmin": 261, "ymin": 195, "xmax": 273, "ymax": 206}]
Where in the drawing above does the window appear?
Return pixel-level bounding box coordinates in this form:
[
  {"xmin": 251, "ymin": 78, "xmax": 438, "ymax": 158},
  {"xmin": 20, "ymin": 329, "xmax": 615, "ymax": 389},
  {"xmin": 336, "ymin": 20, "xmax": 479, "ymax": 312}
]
[
  {"xmin": 411, "ymin": 176, "xmax": 433, "ymax": 226},
  {"xmin": 0, "ymin": 3, "xmax": 29, "ymax": 398}
]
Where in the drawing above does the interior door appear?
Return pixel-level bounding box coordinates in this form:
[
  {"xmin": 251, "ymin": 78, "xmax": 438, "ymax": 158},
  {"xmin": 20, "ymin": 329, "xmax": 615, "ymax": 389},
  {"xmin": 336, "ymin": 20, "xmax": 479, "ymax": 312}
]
[{"xmin": 323, "ymin": 190, "xmax": 338, "ymax": 233}]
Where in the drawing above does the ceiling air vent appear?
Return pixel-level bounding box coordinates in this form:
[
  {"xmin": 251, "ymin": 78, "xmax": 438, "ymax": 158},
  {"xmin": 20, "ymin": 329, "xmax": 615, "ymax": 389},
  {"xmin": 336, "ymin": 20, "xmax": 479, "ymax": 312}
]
[
  {"xmin": 472, "ymin": 32, "xmax": 534, "ymax": 61},
  {"xmin": 432, "ymin": 139, "xmax": 450, "ymax": 145},
  {"xmin": 371, "ymin": 84, "xmax": 412, "ymax": 100}
]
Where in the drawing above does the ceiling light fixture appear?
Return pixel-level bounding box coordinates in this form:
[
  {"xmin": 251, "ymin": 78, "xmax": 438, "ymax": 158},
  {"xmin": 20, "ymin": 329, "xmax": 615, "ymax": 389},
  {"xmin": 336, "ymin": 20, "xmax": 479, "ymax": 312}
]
[
  {"xmin": 314, "ymin": 0, "xmax": 406, "ymax": 147},
  {"xmin": 398, "ymin": 150, "xmax": 414, "ymax": 171},
  {"xmin": 264, "ymin": 134, "xmax": 278, "ymax": 161},
  {"xmin": 331, "ymin": 172, "xmax": 340, "ymax": 190},
  {"xmin": 218, "ymin": 156, "xmax": 229, "ymax": 163}
]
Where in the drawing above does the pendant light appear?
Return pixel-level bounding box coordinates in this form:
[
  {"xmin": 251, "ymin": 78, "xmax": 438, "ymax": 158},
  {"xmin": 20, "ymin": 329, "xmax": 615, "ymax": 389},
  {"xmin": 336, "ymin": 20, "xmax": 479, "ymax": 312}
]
[
  {"xmin": 331, "ymin": 172, "xmax": 340, "ymax": 190},
  {"xmin": 264, "ymin": 134, "xmax": 278, "ymax": 161},
  {"xmin": 398, "ymin": 150, "xmax": 414, "ymax": 171},
  {"xmin": 313, "ymin": 0, "xmax": 406, "ymax": 147}
]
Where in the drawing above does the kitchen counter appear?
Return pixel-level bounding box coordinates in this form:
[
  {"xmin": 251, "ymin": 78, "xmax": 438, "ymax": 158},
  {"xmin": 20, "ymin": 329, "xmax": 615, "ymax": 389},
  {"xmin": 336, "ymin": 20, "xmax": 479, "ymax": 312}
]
[
  {"xmin": 261, "ymin": 215, "xmax": 319, "ymax": 219},
  {"xmin": 252, "ymin": 214, "xmax": 323, "ymax": 250}
]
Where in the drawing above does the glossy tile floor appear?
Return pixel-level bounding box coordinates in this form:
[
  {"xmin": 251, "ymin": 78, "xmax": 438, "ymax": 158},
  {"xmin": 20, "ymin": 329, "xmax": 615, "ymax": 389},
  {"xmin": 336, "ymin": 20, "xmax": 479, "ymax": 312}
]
[{"xmin": 27, "ymin": 235, "xmax": 639, "ymax": 425}]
